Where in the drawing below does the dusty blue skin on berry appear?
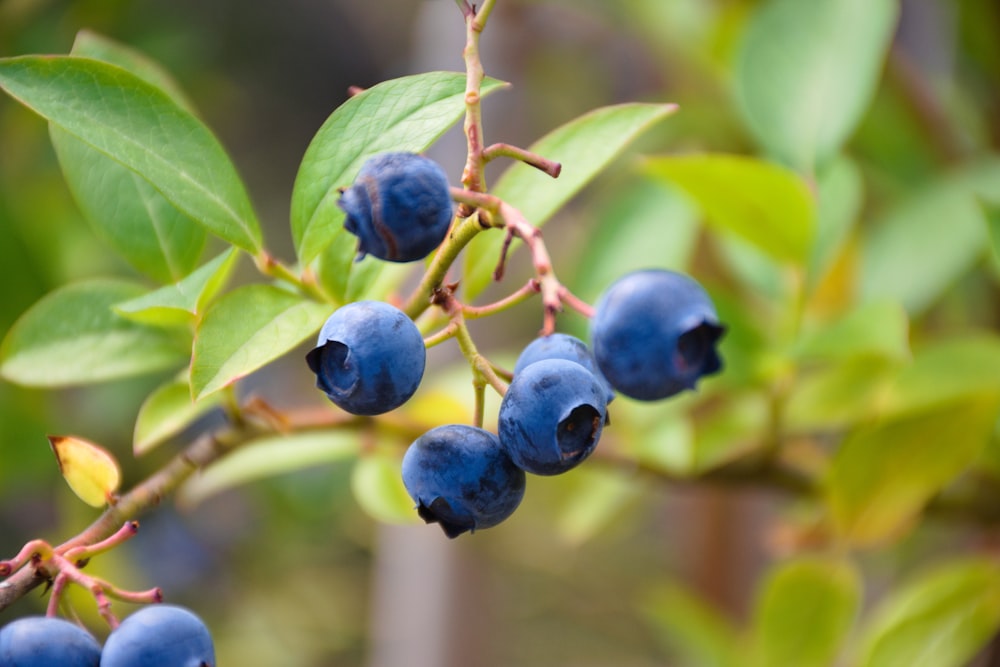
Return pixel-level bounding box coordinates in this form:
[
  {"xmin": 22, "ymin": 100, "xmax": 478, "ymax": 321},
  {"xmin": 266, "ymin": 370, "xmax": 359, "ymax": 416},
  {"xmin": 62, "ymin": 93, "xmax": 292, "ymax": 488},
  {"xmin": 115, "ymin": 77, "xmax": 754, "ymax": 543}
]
[
  {"xmin": 402, "ymin": 424, "xmax": 526, "ymax": 538},
  {"xmin": 100, "ymin": 604, "xmax": 215, "ymax": 667},
  {"xmin": 0, "ymin": 616, "xmax": 101, "ymax": 667},
  {"xmin": 513, "ymin": 332, "xmax": 615, "ymax": 403},
  {"xmin": 498, "ymin": 358, "xmax": 609, "ymax": 476},
  {"xmin": 338, "ymin": 152, "xmax": 454, "ymax": 263},
  {"xmin": 590, "ymin": 269, "xmax": 724, "ymax": 401},
  {"xmin": 306, "ymin": 301, "xmax": 426, "ymax": 416}
]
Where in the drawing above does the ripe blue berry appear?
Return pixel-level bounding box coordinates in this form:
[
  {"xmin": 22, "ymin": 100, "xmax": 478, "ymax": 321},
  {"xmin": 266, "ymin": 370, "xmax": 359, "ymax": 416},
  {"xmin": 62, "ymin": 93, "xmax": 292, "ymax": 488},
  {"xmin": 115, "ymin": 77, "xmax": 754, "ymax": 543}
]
[
  {"xmin": 402, "ymin": 424, "xmax": 526, "ymax": 538},
  {"xmin": 306, "ymin": 301, "xmax": 426, "ymax": 416},
  {"xmin": 338, "ymin": 152, "xmax": 454, "ymax": 262},
  {"xmin": 498, "ymin": 358, "xmax": 609, "ymax": 475},
  {"xmin": 100, "ymin": 604, "xmax": 215, "ymax": 667},
  {"xmin": 590, "ymin": 269, "xmax": 724, "ymax": 401},
  {"xmin": 513, "ymin": 332, "xmax": 615, "ymax": 403},
  {"xmin": 0, "ymin": 616, "xmax": 101, "ymax": 667}
]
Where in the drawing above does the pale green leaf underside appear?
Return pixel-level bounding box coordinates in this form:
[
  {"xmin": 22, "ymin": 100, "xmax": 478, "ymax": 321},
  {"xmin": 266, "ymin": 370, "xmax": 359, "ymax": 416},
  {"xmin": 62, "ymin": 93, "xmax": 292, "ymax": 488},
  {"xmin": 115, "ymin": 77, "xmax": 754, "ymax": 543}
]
[
  {"xmin": 290, "ymin": 72, "xmax": 508, "ymax": 266},
  {"xmin": 133, "ymin": 374, "xmax": 225, "ymax": 455},
  {"xmin": 351, "ymin": 453, "xmax": 421, "ymax": 525},
  {"xmin": 0, "ymin": 279, "xmax": 189, "ymax": 386},
  {"xmin": 0, "ymin": 55, "xmax": 262, "ymax": 253},
  {"xmin": 190, "ymin": 284, "xmax": 331, "ymax": 400},
  {"xmin": 178, "ymin": 431, "xmax": 359, "ymax": 508},
  {"xmin": 463, "ymin": 102, "xmax": 678, "ymax": 300}
]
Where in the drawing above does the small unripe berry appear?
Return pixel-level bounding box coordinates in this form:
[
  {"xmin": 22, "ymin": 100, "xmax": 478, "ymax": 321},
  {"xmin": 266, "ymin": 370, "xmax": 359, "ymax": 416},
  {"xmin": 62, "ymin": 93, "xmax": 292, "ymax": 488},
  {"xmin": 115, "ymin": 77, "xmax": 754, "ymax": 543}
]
[
  {"xmin": 306, "ymin": 301, "xmax": 426, "ymax": 416},
  {"xmin": 590, "ymin": 269, "xmax": 724, "ymax": 401},
  {"xmin": 402, "ymin": 424, "xmax": 526, "ymax": 538},
  {"xmin": 338, "ymin": 152, "xmax": 454, "ymax": 263}
]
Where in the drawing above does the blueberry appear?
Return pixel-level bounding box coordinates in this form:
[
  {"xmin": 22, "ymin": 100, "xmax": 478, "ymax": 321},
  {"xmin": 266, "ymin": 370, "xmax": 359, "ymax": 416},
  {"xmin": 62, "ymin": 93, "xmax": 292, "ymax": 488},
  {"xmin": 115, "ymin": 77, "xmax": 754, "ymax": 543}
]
[
  {"xmin": 100, "ymin": 604, "xmax": 214, "ymax": 667},
  {"xmin": 306, "ymin": 300, "xmax": 426, "ymax": 416},
  {"xmin": 338, "ymin": 152, "xmax": 454, "ymax": 263},
  {"xmin": 402, "ymin": 424, "xmax": 526, "ymax": 538},
  {"xmin": 0, "ymin": 616, "xmax": 101, "ymax": 667},
  {"xmin": 589, "ymin": 269, "xmax": 724, "ymax": 401},
  {"xmin": 498, "ymin": 358, "xmax": 608, "ymax": 475},
  {"xmin": 513, "ymin": 332, "xmax": 615, "ymax": 403}
]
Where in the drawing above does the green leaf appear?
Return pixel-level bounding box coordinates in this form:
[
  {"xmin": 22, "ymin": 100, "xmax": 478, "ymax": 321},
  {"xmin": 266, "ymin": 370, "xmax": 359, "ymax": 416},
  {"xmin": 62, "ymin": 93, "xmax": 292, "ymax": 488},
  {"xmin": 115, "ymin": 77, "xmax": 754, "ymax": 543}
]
[
  {"xmin": 464, "ymin": 102, "xmax": 677, "ymax": 300},
  {"xmin": 0, "ymin": 279, "xmax": 189, "ymax": 387},
  {"xmin": 69, "ymin": 30, "xmax": 196, "ymax": 112},
  {"xmin": 826, "ymin": 397, "xmax": 1000, "ymax": 546},
  {"xmin": 351, "ymin": 451, "xmax": 420, "ymax": 525},
  {"xmin": 114, "ymin": 249, "xmax": 240, "ymax": 327},
  {"xmin": 734, "ymin": 0, "xmax": 898, "ymax": 171},
  {"xmin": 640, "ymin": 582, "xmax": 743, "ymax": 667},
  {"xmin": 750, "ymin": 557, "xmax": 860, "ymax": 667},
  {"xmin": 572, "ymin": 178, "xmax": 700, "ymax": 301},
  {"xmin": 0, "ymin": 56, "xmax": 262, "ymax": 253},
  {"xmin": 47, "ymin": 33, "xmax": 208, "ymax": 283},
  {"xmin": 860, "ymin": 170, "xmax": 989, "ymax": 316},
  {"xmin": 177, "ymin": 431, "xmax": 358, "ymax": 508},
  {"xmin": 794, "ymin": 300, "xmax": 910, "ymax": 363},
  {"xmin": 857, "ymin": 559, "xmax": 1000, "ymax": 667},
  {"xmin": 809, "ymin": 155, "xmax": 863, "ymax": 288},
  {"xmin": 133, "ymin": 374, "xmax": 224, "ymax": 456},
  {"xmin": 785, "ymin": 357, "xmax": 897, "ymax": 433},
  {"xmin": 643, "ymin": 154, "xmax": 816, "ymax": 263},
  {"xmin": 190, "ymin": 284, "xmax": 331, "ymax": 400},
  {"xmin": 554, "ymin": 466, "xmax": 642, "ymax": 545},
  {"xmin": 290, "ymin": 72, "xmax": 507, "ymax": 265}
]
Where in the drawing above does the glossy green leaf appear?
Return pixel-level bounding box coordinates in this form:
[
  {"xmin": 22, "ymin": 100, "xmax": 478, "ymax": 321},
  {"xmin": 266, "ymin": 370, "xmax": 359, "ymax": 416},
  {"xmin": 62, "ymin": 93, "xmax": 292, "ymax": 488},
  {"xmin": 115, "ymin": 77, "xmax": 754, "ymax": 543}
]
[
  {"xmin": 291, "ymin": 72, "xmax": 507, "ymax": 265},
  {"xmin": 114, "ymin": 249, "xmax": 240, "ymax": 327},
  {"xmin": 177, "ymin": 431, "xmax": 358, "ymax": 508},
  {"xmin": 464, "ymin": 102, "xmax": 677, "ymax": 300},
  {"xmin": 857, "ymin": 559, "xmax": 1000, "ymax": 667},
  {"xmin": 190, "ymin": 284, "xmax": 331, "ymax": 400},
  {"xmin": 69, "ymin": 30, "xmax": 195, "ymax": 112},
  {"xmin": 750, "ymin": 557, "xmax": 860, "ymax": 667},
  {"xmin": 133, "ymin": 374, "xmax": 224, "ymax": 455},
  {"xmin": 0, "ymin": 279, "xmax": 189, "ymax": 387},
  {"xmin": 640, "ymin": 582, "xmax": 743, "ymax": 667},
  {"xmin": 351, "ymin": 451, "xmax": 420, "ymax": 525},
  {"xmin": 47, "ymin": 34, "xmax": 205, "ymax": 283},
  {"xmin": 794, "ymin": 300, "xmax": 910, "ymax": 363},
  {"xmin": 643, "ymin": 154, "xmax": 816, "ymax": 263},
  {"xmin": 860, "ymin": 171, "xmax": 989, "ymax": 315},
  {"xmin": 734, "ymin": 0, "xmax": 898, "ymax": 171},
  {"xmin": 0, "ymin": 56, "xmax": 262, "ymax": 253},
  {"xmin": 827, "ymin": 397, "xmax": 999, "ymax": 546}
]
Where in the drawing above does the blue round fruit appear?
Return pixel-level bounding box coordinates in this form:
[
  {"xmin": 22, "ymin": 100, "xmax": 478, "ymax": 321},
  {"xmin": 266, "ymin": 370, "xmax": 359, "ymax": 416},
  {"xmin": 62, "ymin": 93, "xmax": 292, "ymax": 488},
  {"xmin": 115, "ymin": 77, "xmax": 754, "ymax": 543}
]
[
  {"xmin": 498, "ymin": 358, "xmax": 609, "ymax": 476},
  {"xmin": 589, "ymin": 269, "xmax": 724, "ymax": 401},
  {"xmin": 402, "ymin": 424, "xmax": 526, "ymax": 538},
  {"xmin": 0, "ymin": 616, "xmax": 101, "ymax": 667},
  {"xmin": 100, "ymin": 604, "xmax": 214, "ymax": 667},
  {"xmin": 513, "ymin": 332, "xmax": 615, "ymax": 403},
  {"xmin": 306, "ymin": 300, "xmax": 426, "ymax": 416},
  {"xmin": 339, "ymin": 152, "xmax": 454, "ymax": 263}
]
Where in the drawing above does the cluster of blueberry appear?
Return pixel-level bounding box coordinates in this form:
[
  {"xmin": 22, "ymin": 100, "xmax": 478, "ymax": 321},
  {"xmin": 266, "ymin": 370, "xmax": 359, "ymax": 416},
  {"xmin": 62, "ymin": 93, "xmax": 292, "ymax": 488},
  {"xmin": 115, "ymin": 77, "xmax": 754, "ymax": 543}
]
[
  {"xmin": 306, "ymin": 152, "xmax": 726, "ymax": 538},
  {"xmin": 0, "ymin": 605, "xmax": 214, "ymax": 667}
]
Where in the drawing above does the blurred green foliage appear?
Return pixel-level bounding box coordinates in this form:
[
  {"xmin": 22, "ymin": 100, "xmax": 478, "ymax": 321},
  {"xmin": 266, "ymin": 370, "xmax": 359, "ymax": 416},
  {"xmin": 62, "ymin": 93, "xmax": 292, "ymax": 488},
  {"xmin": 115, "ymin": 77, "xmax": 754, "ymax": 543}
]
[{"xmin": 2, "ymin": 0, "xmax": 1000, "ymax": 666}]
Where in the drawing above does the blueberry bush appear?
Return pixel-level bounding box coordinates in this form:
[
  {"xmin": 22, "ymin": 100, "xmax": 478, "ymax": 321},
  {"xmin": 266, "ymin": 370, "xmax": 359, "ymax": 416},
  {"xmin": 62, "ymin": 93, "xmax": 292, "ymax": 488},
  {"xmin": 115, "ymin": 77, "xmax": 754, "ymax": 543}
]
[{"xmin": 2, "ymin": 0, "xmax": 1000, "ymax": 665}]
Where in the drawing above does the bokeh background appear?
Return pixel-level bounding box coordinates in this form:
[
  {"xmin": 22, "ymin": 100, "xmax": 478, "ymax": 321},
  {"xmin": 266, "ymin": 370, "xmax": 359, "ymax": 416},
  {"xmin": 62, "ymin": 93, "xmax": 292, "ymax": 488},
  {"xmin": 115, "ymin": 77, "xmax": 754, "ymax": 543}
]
[{"xmin": 2, "ymin": 1, "xmax": 1000, "ymax": 665}]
